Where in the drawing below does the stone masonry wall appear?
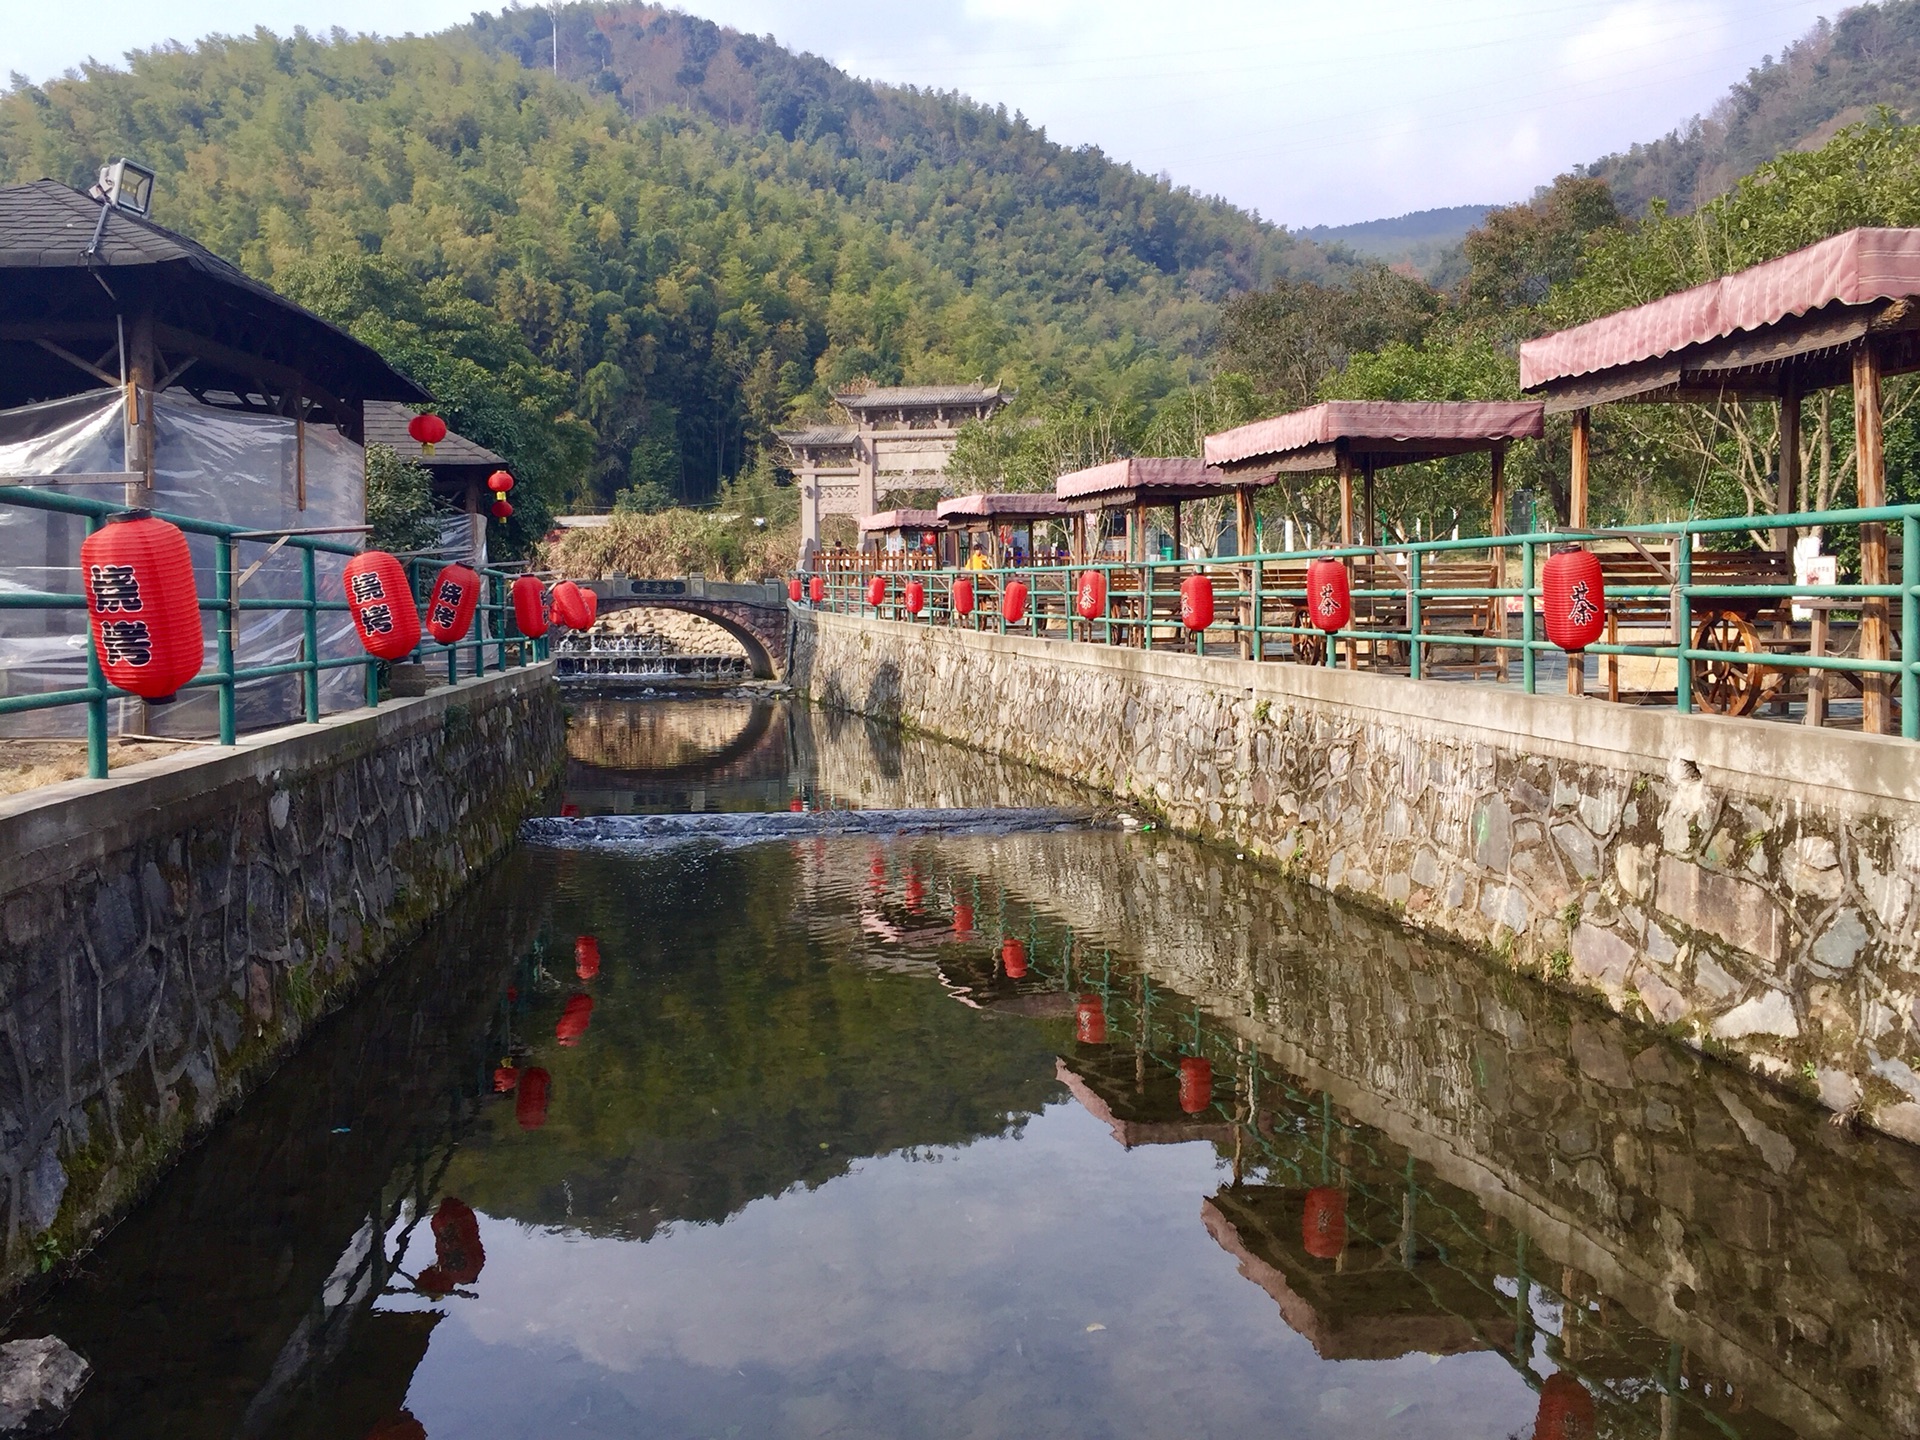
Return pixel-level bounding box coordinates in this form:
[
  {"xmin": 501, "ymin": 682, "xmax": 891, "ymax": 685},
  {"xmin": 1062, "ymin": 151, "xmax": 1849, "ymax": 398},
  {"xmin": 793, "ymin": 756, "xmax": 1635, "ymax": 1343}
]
[
  {"xmin": 793, "ymin": 611, "xmax": 1920, "ymax": 1142},
  {"xmin": 0, "ymin": 664, "xmax": 563, "ymax": 1305}
]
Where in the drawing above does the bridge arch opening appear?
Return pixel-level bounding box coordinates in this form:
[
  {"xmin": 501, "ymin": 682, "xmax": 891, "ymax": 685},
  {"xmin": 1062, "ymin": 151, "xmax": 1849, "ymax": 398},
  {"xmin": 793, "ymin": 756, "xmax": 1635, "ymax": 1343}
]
[{"xmin": 586, "ymin": 602, "xmax": 778, "ymax": 679}]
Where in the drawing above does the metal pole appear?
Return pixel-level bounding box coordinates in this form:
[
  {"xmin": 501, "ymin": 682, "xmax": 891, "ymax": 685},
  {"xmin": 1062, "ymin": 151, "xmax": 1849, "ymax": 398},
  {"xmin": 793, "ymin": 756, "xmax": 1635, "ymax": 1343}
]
[
  {"xmin": 1904, "ymin": 511, "xmax": 1917, "ymax": 740},
  {"xmin": 84, "ymin": 514, "xmax": 109, "ymax": 779},
  {"xmin": 1408, "ymin": 548, "xmax": 1423, "ymax": 681},
  {"xmin": 215, "ymin": 536, "xmax": 237, "ymax": 745},
  {"xmin": 1521, "ymin": 540, "xmax": 1536, "ymax": 694},
  {"xmin": 1676, "ymin": 536, "xmax": 1693, "ymax": 714},
  {"xmin": 301, "ymin": 547, "xmax": 320, "ymax": 724}
]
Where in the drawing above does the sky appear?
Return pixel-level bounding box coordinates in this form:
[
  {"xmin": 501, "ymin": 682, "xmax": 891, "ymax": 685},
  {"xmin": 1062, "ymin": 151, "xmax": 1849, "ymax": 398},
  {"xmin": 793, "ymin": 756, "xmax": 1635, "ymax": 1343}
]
[{"xmin": 2, "ymin": 0, "xmax": 1843, "ymax": 228}]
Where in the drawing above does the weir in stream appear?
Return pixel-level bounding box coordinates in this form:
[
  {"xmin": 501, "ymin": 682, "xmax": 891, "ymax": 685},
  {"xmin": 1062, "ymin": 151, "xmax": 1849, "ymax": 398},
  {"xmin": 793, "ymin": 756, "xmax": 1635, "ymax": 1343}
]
[{"xmin": 7, "ymin": 696, "xmax": 1912, "ymax": 1439}]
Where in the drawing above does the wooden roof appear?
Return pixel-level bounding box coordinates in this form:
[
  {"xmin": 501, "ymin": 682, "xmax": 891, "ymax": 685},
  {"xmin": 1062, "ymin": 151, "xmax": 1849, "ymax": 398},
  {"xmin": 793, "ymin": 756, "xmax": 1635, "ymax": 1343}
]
[
  {"xmin": 0, "ymin": 180, "xmax": 426, "ymax": 412},
  {"xmin": 835, "ymin": 383, "xmax": 1005, "ymax": 412},
  {"xmin": 936, "ymin": 492, "xmax": 1069, "ymax": 522},
  {"xmin": 1054, "ymin": 457, "xmax": 1234, "ymax": 509},
  {"xmin": 1521, "ymin": 228, "xmax": 1920, "ymax": 410},
  {"xmin": 858, "ymin": 508, "xmax": 943, "ymax": 532},
  {"xmin": 1205, "ymin": 401, "xmax": 1543, "ymax": 477}
]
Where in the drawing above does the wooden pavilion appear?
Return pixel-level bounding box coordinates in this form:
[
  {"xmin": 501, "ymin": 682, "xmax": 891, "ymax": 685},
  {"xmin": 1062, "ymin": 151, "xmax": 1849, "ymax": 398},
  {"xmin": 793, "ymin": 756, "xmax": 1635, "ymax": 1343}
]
[
  {"xmin": 364, "ymin": 400, "xmax": 506, "ymax": 557},
  {"xmin": 1203, "ymin": 401, "xmax": 1545, "ymax": 550},
  {"xmin": 1520, "ymin": 227, "xmax": 1920, "ymax": 732},
  {"xmin": 934, "ymin": 492, "xmax": 1070, "ymax": 566},
  {"xmin": 857, "ymin": 507, "xmax": 943, "ymax": 566},
  {"xmin": 1053, "ymin": 457, "xmax": 1240, "ymax": 562}
]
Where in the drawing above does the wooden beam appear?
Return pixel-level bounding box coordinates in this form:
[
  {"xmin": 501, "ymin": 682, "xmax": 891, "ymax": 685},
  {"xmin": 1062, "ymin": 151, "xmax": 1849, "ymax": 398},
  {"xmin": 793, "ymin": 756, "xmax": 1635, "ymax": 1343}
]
[
  {"xmin": 1854, "ymin": 345, "xmax": 1892, "ymax": 734},
  {"xmin": 1568, "ymin": 408, "xmax": 1591, "ymax": 530},
  {"xmin": 1489, "ymin": 442, "xmax": 1507, "ymax": 537},
  {"xmin": 1235, "ymin": 488, "xmax": 1255, "ymax": 558},
  {"xmin": 33, "ymin": 338, "xmax": 117, "ymax": 386},
  {"xmin": 1338, "ymin": 452, "xmax": 1354, "ymax": 546},
  {"xmin": 1776, "ymin": 375, "xmax": 1800, "ymax": 554}
]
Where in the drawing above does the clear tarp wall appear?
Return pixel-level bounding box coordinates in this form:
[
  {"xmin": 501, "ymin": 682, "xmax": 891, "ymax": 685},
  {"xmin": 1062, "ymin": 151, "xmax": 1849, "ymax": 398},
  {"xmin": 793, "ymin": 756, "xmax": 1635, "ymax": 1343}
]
[{"xmin": 0, "ymin": 387, "xmax": 366, "ymax": 738}]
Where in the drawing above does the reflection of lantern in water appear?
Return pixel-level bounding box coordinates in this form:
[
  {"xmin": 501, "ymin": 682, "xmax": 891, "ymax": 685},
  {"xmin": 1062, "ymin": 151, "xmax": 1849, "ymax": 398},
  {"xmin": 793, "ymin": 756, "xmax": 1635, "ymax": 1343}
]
[
  {"xmin": 417, "ymin": 1196, "xmax": 485, "ymax": 1293},
  {"xmin": 493, "ymin": 1064, "xmax": 518, "ymax": 1093},
  {"xmin": 789, "ymin": 794, "xmax": 804, "ymax": 812},
  {"xmin": 516, "ymin": 1068, "xmax": 551, "ymax": 1129},
  {"xmin": 868, "ymin": 852, "xmax": 887, "ymax": 894},
  {"xmin": 1178, "ymin": 1056, "xmax": 1212, "ymax": 1114},
  {"xmin": 559, "ymin": 803, "xmax": 580, "ymax": 818},
  {"xmin": 904, "ymin": 870, "xmax": 925, "ymax": 913},
  {"xmin": 575, "ymin": 936, "xmax": 601, "ymax": 980},
  {"xmin": 365, "ymin": 1412, "xmax": 428, "ymax": 1440},
  {"xmin": 1075, "ymin": 994, "xmax": 1107, "ymax": 1044},
  {"xmin": 953, "ymin": 901, "xmax": 974, "ymax": 936},
  {"xmin": 1001, "ymin": 937, "xmax": 1027, "ymax": 978},
  {"xmin": 1302, "ymin": 1186, "xmax": 1347, "ymax": 1260},
  {"xmin": 1533, "ymin": 1373, "xmax": 1596, "ymax": 1440},
  {"xmin": 555, "ymin": 993, "xmax": 594, "ymax": 1046}
]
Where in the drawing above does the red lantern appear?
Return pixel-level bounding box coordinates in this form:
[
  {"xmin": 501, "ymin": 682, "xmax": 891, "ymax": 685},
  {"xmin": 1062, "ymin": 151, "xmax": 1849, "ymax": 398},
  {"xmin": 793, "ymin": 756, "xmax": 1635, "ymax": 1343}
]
[
  {"xmin": 953, "ymin": 901, "xmax": 974, "ymax": 936},
  {"xmin": 1306, "ymin": 558, "xmax": 1350, "ymax": 633},
  {"xmin": 1003, "ymin": 579, "xmax": 1028, "ymax": 625},
  {"xmin": 425, "ymin": 562, "xmax": 481, "ymax": 645},
  {"xmin": 486, "ymin": 469, "xmax": 515, "ymax": 494},
  {"xmin": 1179, "ymin": 1056, "xmax": 1212, "ymax": 1115},
  {"xmin": 493, "ymin": 1064, "xmax": 518, "ymax": 1094},
  {"xmin": 559, "ymin": 802, "xmax": 580, "ymax": 818},
  {"xmin": 1001, "ymin": 937, "xmax": 1027, "ymax": 979},
  {"xmin": 1543, "ymin": 546, "xmax": 1606, "ymax": 654},
  {"xmin": 343, "ymin": 551, "xmax": 421, "ymax": 661},
  {"xmin": 581, "ymin": 588, "xmax": 599, "ymax": 627},
  {"xmin": 1075, "ymin": 995, "xmax": 1107, "ymax": 1045},
  {"xmin": 575, "ymin": 935, "xmax": 601, "ymax": 981},
  {"xmin": 417, "ymin": 1197, "xmax": 484, "ymax": 1292},
  {"xmin": 1076, "ymin": 570, "xmax": 1106, "ymax": 619},
  {"xmin": 953, "ymin": 578, "xmax": 975, "ymax": 616},
  {"xmin": 1302, "ymin": 1186, "xmax": 1347, "ymax": 1260},
  {"xmin": 490, "ymin": 498, "xmax": 514, "ymax": 522},
  {"xmin": 549, "ymin": 580, "xmax": 591, "ymax": 630},
  {"xmin": 1534, "ymin": 1373, "xmax": 1596, "ymax": 1440},
  {"xmin": 867, "ymin": 575, "xmax": 887, "ymax": 608},
  {"xmin": 511, "ymin": 574, "xmax": 549, "ymax": 639},
  {"xmin": 515, "ymin": 1067, "xmax": 551, "ymax": 1129},
  {"xmin": 808, "ymin": 575, "xmax": 825, "ymax": 605},
  {"xmin": 904, "ymin": 580, "xmax": 926, "ymax": 615},
  {"xmin": 407, "ymin": 412, "xmax": 448, "ymax": 453},
  {"xmin": 1180, "ymin": 574, "xmax": 1214, "ymax": 631},
  {"xmin": 80, "ymin": 513, "xmax": 204, "ymax": 702},
  {"xmin": 788, "ymin": 578, "xmax": 803, "ymax": 604},
  {"xmin": 555, "ymin": 993, "xmax": 594, "ymax": 1046}
]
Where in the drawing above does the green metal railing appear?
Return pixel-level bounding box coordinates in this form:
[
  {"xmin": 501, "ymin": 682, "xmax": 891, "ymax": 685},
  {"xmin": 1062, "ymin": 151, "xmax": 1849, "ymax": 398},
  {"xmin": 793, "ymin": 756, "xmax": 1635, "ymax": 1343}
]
[
  {"xmin": 803, "ymin": 503, "xmax": 1920, "ymax": 739},
  {"xmin": 0, "ymin": 484, "xmax": 549, "ymax": 781}
]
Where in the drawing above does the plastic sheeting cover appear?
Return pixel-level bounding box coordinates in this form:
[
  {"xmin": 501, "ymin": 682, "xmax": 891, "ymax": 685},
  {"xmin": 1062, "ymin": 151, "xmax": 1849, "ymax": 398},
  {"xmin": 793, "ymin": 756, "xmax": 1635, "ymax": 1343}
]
[{"xmin": 0, "ymin": 387, "xmax": 367, "ymax": 737}]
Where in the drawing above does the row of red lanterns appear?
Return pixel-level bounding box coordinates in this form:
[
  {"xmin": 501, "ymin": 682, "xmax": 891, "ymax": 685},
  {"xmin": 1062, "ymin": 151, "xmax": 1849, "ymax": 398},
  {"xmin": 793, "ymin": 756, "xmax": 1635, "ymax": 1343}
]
[
  {"xmin": 409, "ymin": 412, "xmax": 517, "ymax": 521},
  {"xmin": 789, "ymin": 549, "xmax": 1606, "ymax": 651}
]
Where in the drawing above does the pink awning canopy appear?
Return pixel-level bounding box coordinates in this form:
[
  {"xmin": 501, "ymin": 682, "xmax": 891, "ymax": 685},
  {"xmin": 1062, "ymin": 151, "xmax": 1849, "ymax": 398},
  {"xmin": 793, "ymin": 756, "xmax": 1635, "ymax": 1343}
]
[
  {"xmin": 935, "ymin": 492, "xmax": 1070, "ymax": 522},
  {"xmin": 1054, "ymin": 457, "xmax": 1230, "ymax": 507},
  {"xmin": 1204, "ymin": 401, "xmax": 1544, "ymax": 475},
  {"xmin": 858, "ymin": 508, "xmax": 942, "ymax": 533},
  {"xmin": 1520, "ymin": 228, "xmax": 1920, "ymax": 394}
]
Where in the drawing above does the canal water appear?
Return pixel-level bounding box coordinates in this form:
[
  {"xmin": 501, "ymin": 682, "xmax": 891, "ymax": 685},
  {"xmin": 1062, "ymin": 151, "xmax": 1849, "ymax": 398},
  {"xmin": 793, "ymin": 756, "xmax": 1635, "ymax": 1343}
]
[{"xmin": 13, "ymin": 698, "xmax": 1918, "ymax": 1439}]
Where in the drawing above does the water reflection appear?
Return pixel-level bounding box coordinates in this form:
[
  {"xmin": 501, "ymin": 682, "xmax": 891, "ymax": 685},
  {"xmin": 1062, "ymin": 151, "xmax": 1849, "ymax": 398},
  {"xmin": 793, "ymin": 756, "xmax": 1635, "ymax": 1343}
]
[{"xmin": 10, "ymin": 699, "xmax": 1916, "ymax": 1439}]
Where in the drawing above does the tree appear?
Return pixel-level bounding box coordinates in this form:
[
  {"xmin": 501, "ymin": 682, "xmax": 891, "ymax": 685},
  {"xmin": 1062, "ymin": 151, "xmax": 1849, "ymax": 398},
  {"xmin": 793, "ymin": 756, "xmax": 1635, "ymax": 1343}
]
[
  {"xmin": 1215, "ymin": 265, "xmax": 1440, "ymax": 410},
  {"xmin": 1459, "ymin": 176, "xmax": 1624, "ymax": 314}
]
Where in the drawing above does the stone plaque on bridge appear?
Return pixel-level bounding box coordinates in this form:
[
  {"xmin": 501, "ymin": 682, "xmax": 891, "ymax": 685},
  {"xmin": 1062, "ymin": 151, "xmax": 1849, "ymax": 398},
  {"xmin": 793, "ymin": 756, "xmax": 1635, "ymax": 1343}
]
[{"xmin": 627, "ymin": 579, "xmax": 689, "ymax": 596}]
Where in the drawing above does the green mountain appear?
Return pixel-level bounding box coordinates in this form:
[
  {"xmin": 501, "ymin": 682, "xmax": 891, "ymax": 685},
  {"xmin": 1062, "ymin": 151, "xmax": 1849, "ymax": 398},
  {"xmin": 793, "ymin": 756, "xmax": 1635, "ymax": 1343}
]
[
  {"xmin": 0, "ymin": 4, "xmax": 1345, "ymax": 509},
  {"xmin": 1582, "ymin": 0, "xmax": 1920, "ymax": 216},
  {"xmin": 1303, "ymin": 205, "xmax": 1489, "ymax": 284}
]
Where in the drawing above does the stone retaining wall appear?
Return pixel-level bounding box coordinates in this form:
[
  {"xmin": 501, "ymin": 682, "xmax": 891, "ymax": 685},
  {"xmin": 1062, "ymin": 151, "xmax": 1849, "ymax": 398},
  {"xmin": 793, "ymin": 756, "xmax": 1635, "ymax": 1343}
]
[
  {"xmin": 793, "ymin": 611, "xmax": 1920, "ymax": 1140},
  {"xmin": 0, "ymin": 664, "xmax": 563, "ymax": 1303}
]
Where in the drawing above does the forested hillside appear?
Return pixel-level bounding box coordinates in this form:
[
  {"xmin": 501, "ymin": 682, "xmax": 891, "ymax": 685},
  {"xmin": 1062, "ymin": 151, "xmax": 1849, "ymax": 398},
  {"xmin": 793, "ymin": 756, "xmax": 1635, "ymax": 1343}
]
[
  {"xmin": 0, "ymin": 6, "xmax": 1344, "ymax": 516},
  {"xmin": 1584, "ymin": 0, "xmax": 1920, "ymax": 215}
]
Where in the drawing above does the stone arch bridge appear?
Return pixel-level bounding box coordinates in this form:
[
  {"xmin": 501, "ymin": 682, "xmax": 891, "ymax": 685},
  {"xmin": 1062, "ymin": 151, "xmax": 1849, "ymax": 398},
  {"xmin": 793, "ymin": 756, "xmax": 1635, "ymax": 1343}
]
[{"xmin": 578, "ymin": 578, "xmax": 791, "ymax": 679}]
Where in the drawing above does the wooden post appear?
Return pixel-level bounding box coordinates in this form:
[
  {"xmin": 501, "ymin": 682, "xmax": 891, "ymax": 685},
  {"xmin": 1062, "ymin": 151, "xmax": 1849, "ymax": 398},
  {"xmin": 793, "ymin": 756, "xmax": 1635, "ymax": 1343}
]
[
  {"xmin": 1855, "ymin": 346, "xmax": 1892, "ymax": 734},
  {"xmin": 1130, "ymin": 502, "xmax": 1144, "ymax": 562},
  {"xmin": 1776, "ymin": 375, "xmax": 1801, "ymax": 552},
  {"xmin": 1361, "ymin": 458, "xmax": 1376, "ymax": 550},
  {"xmin": 292, "ymin": 380, "xmax": 307, "ymax": 512},
  {"xmin": 1235, "ymin": 488, "xmax": 1255, "ymax": 557},
  {"xmin": 1171, "ymin": 501, "xmax": 1183, "ymax": 562},
  {"xmin": 1338, "ymin": 452, "xmax": 1355, "ymax": 547},
  {"xmin": 1071, "ymin": 512, "xmax": 1087, "ymax": 564},
  {"xmin": 1236, "ymin": 487, "xmax": 1256, "ymax": 660},
  {"xmin": 1568, "ymin": 407, "xmax": 1590, "ymax": 530},
  {"xmin": 125, "ymin": 305, "xmax": 155, "ymax": 495}
]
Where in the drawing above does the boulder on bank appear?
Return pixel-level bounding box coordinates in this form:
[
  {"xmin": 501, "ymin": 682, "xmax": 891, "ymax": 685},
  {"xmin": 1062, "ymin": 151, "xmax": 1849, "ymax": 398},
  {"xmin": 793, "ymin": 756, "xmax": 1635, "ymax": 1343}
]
[{"xmin": 0, "ymin": 1336, "xmax": 91, "ymax": 1434}]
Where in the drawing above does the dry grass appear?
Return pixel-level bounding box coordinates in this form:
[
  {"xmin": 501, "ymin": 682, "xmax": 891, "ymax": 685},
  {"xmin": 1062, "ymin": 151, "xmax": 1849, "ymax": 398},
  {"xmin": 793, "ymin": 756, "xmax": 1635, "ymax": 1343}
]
[
  {"xmin": 0, "ymin": 738, "xmax": 192, "ymax": 799},
  {"xmin": 544, "ymin": 510, "xmax": 798, "ymax": 582}
]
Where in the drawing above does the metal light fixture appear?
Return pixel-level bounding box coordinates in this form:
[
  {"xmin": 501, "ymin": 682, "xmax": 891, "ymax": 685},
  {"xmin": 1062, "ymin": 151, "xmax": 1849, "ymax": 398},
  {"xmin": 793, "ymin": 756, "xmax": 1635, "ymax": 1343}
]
[{"xmin": 90, "ymin": 158, "xmax": 156, "ymax": 217}]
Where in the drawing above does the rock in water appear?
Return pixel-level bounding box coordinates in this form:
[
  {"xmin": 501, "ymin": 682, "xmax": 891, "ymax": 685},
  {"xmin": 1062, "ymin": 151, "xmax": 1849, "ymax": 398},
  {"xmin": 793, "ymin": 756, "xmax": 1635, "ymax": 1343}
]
[{"xmin": 0, "ymin": 1337, "xmax": 90, "ymax": 1433}]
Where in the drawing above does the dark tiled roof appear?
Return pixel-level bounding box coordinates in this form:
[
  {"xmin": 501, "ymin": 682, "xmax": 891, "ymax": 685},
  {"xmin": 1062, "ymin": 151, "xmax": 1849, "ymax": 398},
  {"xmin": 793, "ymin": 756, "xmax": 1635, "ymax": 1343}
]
[
  {"xmin": 776, "ymin": 426, "xmax": 858, "ymax": 447},
  {"xmin": 835, "ymin": 384, "xmax": 1006, "ymax": 410},
  {"xmin": 0, "ymin": 180, "xmax": 428, "ymax": 403},
  {"xmin": 365, "ymin": 401, "xmax": 507, "ymax": 467}
]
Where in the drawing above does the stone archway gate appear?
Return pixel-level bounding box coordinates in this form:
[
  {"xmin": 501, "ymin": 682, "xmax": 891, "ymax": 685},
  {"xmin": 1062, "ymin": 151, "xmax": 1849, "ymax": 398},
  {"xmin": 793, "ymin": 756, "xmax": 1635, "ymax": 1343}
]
[{"xmin": 580, "ymin": 578, "xmax": 791, "ymax": 679}]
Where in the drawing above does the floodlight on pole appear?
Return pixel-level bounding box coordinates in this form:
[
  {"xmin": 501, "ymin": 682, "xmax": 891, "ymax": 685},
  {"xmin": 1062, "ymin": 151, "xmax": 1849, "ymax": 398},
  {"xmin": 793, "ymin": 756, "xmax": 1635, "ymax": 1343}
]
[{"xmin": 90, "ymin": 158, "xmax": 156, "ymax": 217}]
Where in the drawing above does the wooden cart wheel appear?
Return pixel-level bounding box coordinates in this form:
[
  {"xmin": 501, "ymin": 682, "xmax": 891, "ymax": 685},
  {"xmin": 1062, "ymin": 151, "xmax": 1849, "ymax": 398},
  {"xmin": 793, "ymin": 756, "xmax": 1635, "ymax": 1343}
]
[
  {"xmin": 1290, "ymin": 607, "xmax": 1326, "ymax": 666},
  {"xmin": 1690, "ymin": 610, "xmax": 1769, "ymax": 717}
]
